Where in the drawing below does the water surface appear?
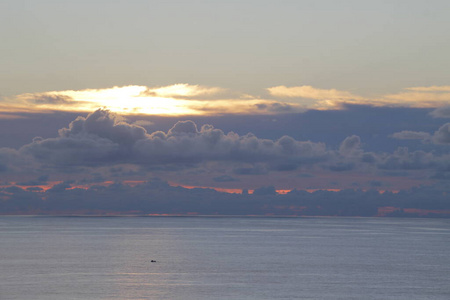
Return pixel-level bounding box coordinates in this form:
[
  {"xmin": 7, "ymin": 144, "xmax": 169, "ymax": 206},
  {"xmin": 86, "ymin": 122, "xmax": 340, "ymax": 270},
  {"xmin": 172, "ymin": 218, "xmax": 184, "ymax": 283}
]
[{"xmin": 1, "ymin": 216, "xmax": 449, "ymax": 299}]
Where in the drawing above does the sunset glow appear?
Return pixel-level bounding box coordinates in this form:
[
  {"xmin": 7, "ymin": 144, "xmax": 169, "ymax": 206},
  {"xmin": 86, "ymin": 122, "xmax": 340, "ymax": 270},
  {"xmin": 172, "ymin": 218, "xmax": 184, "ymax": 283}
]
[
  {"xmin": 0, "ymin": 0, "xmax": 449, "ymax": 218},
  {"xmin": 2, "ymin": 2, "xmax": 450, "ymax": 300}
]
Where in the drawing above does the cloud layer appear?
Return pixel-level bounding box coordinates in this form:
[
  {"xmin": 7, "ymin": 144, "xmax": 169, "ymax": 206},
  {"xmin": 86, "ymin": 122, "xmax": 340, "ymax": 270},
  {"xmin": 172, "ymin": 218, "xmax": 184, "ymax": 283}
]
[
  {"xmin": 1, "ymin": 179, "xmax": 449, "ymax": 217},
  {"xmin": 267, "ymin": 85, "xmax": 450, "ymax": 110},
  {"xmin": 2, "ymin": 84, "xmax": 450, "ymax": 116},
  {"xmin": 0, "ymin": 109, "xmax": 444, "ymax": 188},
  {"xmin": 21, "ymin": 109, "xmax": 328, "ymax": 170}
]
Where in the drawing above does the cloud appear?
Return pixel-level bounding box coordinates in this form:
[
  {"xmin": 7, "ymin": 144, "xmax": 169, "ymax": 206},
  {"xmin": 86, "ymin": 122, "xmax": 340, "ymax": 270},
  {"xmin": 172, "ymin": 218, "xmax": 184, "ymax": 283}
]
[
  {"xmin": 267, "ymin": 85, "xmax": 363, "ymax": 101},
  {"xmin": 4, "ymin": 85, "xmax": 303, "ymax": 116},
  {"xmin": 133, "ymin": 120, "xmax": 154, "ymax": 127},
  {"xmin": 0, "ymin": 147, "xmax": 35, "ymax": 174},
  {"xmin": 252, "ymin": 185, "xmax": 277, "ymax": 195},
  {"xmin": 382, "ymin": 91, "xmax": 450, "ymax": 107},
  {"xmin": 21, "ymin": 109, "xmax": 328, "ymax": 170},
  {"xmin": 405, "ymin": 86, "xmax": 450, "ymax": 92},
  {"xmin": 16, "ymin": 175, "xmax": 49, "ymax": 186},
  {"xmin": 433, "ymin": 123, "xmax": 450, "ymax": 144},
  {"xmin": 368, "ymin": 180, "xmax": 383, "ymax": 187},
  {"xmin": 213, "ymin": 175, "xmax": 239, "ymax": 182},
  {"xmin": 1, "ymin": 106, "xmax": 449, "ymax": 192},
  {"xmin": 391, "ymin": 131, "xmax": 431, "ymax": 141},
  {"xmin": 233, "ymin": 164, "xmax": 268, "ymax": 175},
  {"xmin": 254, "ymin": 102, "xmax": 294, "ymax": 112},
  {"xmin": 267, "ymin": 85, "xmax": 450, "ymax": 110},
  {"xmin": 339, "ymin": 135, "xmax": 362, "ymax": 156},
  {"xmin": 267, "ymin": 85, "xmax": 366, "ymax": 109},
  {"xmin": 431, "ymin": 106, "xmax": 450, "ymax": 118},
  {"xmin": 329, "ymin": 162, "xmax": 356, "ymax": 172},
  {"xmin": 142, "ymin": 83, "xmax": 225, "ymax": 99},
  {"xmin": 20, "ymin": 93, "xmax": 76, "ymax": 105},
  {"xmin": 1, "ymin": 179, "xmax": 449, "ymax": 216},
  {"xmin": 431, "ymin": 172, "xmax": 450, "ymax": 180},
  {"xmin": 378, "ymin": 147, "xmax": 435, "ymax": 170},
  {"xmin": 391, "ymin": 123, "xmax": 450, "ymax": 145},
  {"xmin": 326, "ymin": 135, "xmax": 364, "ymax": 172},
  {"xmin": 3, "ymin": 84, "xmax": 450, "ymax": 118},
  {"xmin": 381, "ymin": 86, "xmax": 450, "ymax": 108}
]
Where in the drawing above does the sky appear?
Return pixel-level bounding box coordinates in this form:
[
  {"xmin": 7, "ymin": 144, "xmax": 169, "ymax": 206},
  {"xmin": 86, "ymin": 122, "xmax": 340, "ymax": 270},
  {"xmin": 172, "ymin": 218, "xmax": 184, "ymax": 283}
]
[{"xmin": 1, "ymin": 1, "xmax": 450, "ymax": 215}]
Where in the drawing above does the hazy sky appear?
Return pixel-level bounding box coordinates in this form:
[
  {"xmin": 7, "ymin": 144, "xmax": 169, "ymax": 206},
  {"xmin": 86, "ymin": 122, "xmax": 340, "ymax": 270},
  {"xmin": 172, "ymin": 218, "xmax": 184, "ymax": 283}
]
[
  {"xmin": 2, "ymin": 0, "xmax": 450, "ymax": 97},
  {"xmin": 1, "ymin": 1, "xmax": 450, "ymax": 213}
]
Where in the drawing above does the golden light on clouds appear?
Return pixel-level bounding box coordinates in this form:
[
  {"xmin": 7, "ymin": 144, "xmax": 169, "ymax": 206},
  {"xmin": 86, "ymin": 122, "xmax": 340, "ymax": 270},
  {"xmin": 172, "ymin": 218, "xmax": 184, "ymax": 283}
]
[
  {"xmin": 15, "ymin": 86, "xmax": 194, "ymax": 115},
  {"xmin": 4, "ymin": 84, "xmax": 301, "ymax": 116},
  {"xmin": 1, "ymin": 84, "xmax": 449, "ymax": 116},
  {"xmin": 405, "ymin": 86, "xmax": 450, "ymax": 92},
  {"xmin": 267, "ymin": 85, "xmax": 364, "ymax": 101},
  {"xmin": 268, "ymin": 85, "xmax": 450, "ymax": 110},
  {"xmin": 144, "ymin": 83, "xmax": 224, "ymax": 98}
]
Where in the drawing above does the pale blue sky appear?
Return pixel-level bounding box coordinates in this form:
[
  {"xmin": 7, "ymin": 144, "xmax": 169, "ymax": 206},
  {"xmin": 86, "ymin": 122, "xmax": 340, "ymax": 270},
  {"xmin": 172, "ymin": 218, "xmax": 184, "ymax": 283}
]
[{"xmin": 1, "ymin": 0, "xmax": 450, "ymax": 97}]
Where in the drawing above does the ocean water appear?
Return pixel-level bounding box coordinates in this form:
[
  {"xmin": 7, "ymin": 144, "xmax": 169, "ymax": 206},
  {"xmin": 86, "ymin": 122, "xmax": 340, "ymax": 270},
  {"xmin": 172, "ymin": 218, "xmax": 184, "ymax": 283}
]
[{"xmin": 0, "ymin": 216, "xmax": 449, "ymax": 300}]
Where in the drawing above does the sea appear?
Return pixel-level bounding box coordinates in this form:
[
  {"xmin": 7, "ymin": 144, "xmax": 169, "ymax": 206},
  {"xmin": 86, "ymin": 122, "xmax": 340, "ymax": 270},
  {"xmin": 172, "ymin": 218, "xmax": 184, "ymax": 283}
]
[{"xmin": 0, "ymin": 216, "xmax": 449, "ymax": 300}]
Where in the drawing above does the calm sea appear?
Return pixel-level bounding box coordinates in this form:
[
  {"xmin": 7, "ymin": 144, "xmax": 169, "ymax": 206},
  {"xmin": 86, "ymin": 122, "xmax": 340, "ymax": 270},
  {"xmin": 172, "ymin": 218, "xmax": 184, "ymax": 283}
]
[{"xmin": 0, "ymin": 216, "xmax": 449, "ymax": 300}]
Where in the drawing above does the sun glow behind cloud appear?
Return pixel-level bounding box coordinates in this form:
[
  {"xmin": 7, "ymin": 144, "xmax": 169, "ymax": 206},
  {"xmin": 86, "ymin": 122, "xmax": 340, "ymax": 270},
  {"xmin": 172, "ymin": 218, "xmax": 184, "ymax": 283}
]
[
  {"xmin": 2, "ymin": 84, "xmax": 450, "ymax": 117},
  {"xmin": 6, "ymin": 84, "xmax": 299, "ymax": 116},
  {"xmin": 14, "ymin": 85, "xmax": 203, "ymax": 115}
]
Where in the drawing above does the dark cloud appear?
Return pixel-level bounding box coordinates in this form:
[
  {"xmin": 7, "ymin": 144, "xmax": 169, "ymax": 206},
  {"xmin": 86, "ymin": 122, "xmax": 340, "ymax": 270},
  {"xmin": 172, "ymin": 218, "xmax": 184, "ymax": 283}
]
[
  {"xmin": 329, "ymin": 162, "xmax": 356, "ymax": 172},
  {"xmin": 1, "ymin": 180, "xmax": 449, "ymax": 217},
  {"xmin": 339, "ymin": 135, "xmax": 361, "ymax": 156},
  {"xmin": 1, "ymin": 107, "xmax": 450, "ymax": 192},
  {"xmin": 6, "ymin": 109, "xmax": 448, "ymax": 181},
  {"xmin": 167, "ymin": 120, "xmax": 198, "ymax": 135},
  {"xmin": 47, "ymin": 181, "xmax": 73, "ymax": 192},
  {"xmin": 77, "ymin": 173, "xmax": 106, "ymax": 184},
  {"xmin": 326, "ymin": 135, "xmax": 364, "ymax": 172},
  {"xmin": 368, "ymin": 180, "xmax": 383, "ymax": 187},
  {"xmin": 30, "ymin": 94, "xmax": 75, "ymax": 105},
  {"xmin": 26, "ymin": 186, "xmax": 44, "ymax": 192},
  {"xmin": 381, "ymin": 170, "xmax": 410, "ymax": 177},
  {"xmin": 233, "ymin": 164, "xmax": 268, "ymax": 175},
  {"xmin": 0, "ymin": 105, "xmax": 443, "ymax": 153},
  {"xmin": 390, "ymin": 123, "xmax": 450, "ymax": 145},
  {"xmin": 213, "ymin": 175, "xmax": 239, "ymax": 182},
  {"xmin": 16, "ymin": 175, "xmax": 49, "ymax": 186},
  {"xmin": 361, "ymin": 152, "xmax": 377, "ymax": 163},
  {"xmin": 297, "ymin": 173, "xmax": 314, "ymax": 178},
  {"xmin": 378, "ymin": 147, "xmax": 435, "ymax": 170},
  {"xmin": 430, "ymin": 171, "xmax": 450, "ymax": 180},
  {"xmin": 0, "ymin": 147, "xmax": 33, "ymax": 173},
  {"xmin": 252, "ymin": 185, "xmax": 277, "ymax": 196},
  {"xmin": 255, "ymin": 102, "xmax": 294, "ymax": 112},
  {"xmin": 21, "ymin": 109, "xmax": 328, "ymax": 171}
]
